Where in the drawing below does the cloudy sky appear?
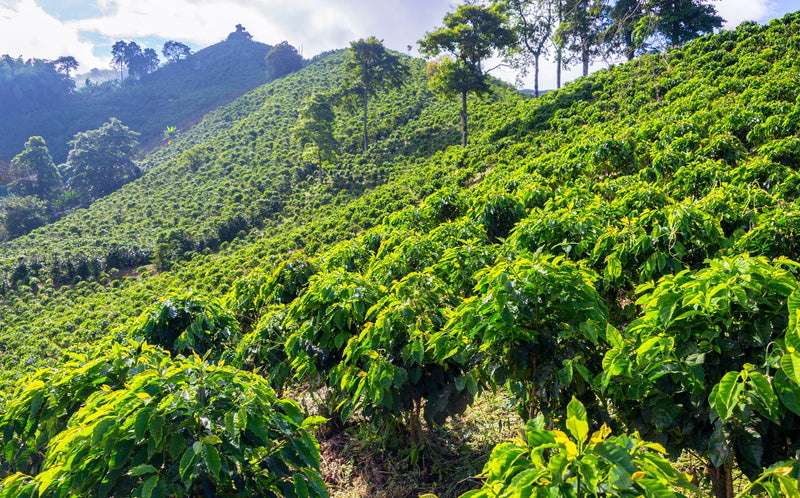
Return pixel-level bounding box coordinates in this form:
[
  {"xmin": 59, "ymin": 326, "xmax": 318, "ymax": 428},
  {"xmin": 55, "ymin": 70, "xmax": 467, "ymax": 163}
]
[{"xmin": 1, "ymin": 0, "xmax": 797, "ymax": 89}]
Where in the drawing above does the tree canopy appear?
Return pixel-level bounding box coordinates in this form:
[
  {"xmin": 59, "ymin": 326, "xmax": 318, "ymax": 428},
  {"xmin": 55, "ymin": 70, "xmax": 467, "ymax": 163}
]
[
  {"xmin": 558, "ymin": 0, "xmax": 609, "ymax": 77},
  {"xmin": 419, "ymin": 4, "xmax": 515, "ymax": 147},
  {"xmin": 52, "ymin": 56, "xmax": 78, "ymax": 77},
  {"xmin": 162, "ymin": 41, "xmax": 192, "ymax": 63},
  {"xmin": 62, "ymin": 118, "xmax": 141, "ymax": 204},
  {"xmin": 111, "ymin": 41, "xmax": 160, "ymax": 79},
  {"xmin": 6, "ymin": 136, "xmax": 62, "ymax": 200},
  {"xmin": 265, "ymin": 41, "xmax": 304, "ymax": 78},
  {"xmin": 293, "ymin": 93, "xmax": 338, "ymax": 183},
  {"xmin": 342, "ymin": 37, "xmax": 408, "ymax": 152},
  {"xmin": 651, "ymin": 0, "xmax": 723, "ymax": 46},
  {"xmin": 0, "ymin": 55, "xmax": 74, "ymax": 111},
  {"xmin": 496, "ymin": 0, "xmax": 554, "ymax": 97}
]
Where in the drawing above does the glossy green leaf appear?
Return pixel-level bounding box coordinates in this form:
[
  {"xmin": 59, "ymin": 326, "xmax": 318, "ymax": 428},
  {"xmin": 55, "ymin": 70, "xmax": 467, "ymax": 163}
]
[
  {"xmin": 202, "ymin": 444, "xmax": 222, "ymax": 481},
  {"xmin": 713, "ymin": 370, "xmax": 743, "ymax": 421},
  {"xmin": 128, "ymin": 464, "xmax": 157, "ymax": 477},
  {"xmin": 781, "ymin": 353, "xmax": 800, "ymax": 386}
]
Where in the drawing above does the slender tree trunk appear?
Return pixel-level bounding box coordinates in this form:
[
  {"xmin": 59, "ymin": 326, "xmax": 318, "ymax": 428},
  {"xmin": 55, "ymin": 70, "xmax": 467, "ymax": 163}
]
[
  {"xmin": 582, "ymin": 41, "xmax": 589, "ymax": 77},
  {"xmin": 556, "ymin": 46, "xmax": 562, "ymax": 89},
  {"xmin": 460, "ymin": 90, "xmax": 468, "ymax": 148},
  {"xmin": 556, "ymin": 0, "xmax": 563, "ymax": 89},
  {"xmin": 534, "ymin": 53, "xmax": 540, "ymax": 98},
  {"xmin": 708, "ymin": 462, "xmax": 734, "ymax": 498},
  {"xmin": 362, "ymin": 94, "xmax": 368, "ymax": 152},
  {"xmin": 625, "ymin": 29, "xmax": 634, "ymax": 61}
]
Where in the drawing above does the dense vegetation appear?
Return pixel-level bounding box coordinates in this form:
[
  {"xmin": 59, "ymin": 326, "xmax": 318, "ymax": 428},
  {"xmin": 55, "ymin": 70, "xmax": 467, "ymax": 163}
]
[
  {"xmin": 2, "ymin": 8, "xmax": 800, "ymax": 497},
  {"xmin": 0, "ymin": 32, "xmax": 277, "ymax": 163}
]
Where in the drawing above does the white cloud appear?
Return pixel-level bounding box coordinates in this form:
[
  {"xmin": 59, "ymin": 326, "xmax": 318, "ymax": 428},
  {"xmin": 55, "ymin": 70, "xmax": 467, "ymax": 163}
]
[
  {"xmin": 0, "ymin": 0, "xmax": 108, "ymax": 68},
  {"xmin": 69, "ymin": 0, "xmax": 453, "ymax": 59},
  {"xmin": 716, "ymin": 0, "xmax": 771, "ymax": 28},
  {"xmin": 1, "ymin": 0, "xmax": 795, "ymax": 85}
]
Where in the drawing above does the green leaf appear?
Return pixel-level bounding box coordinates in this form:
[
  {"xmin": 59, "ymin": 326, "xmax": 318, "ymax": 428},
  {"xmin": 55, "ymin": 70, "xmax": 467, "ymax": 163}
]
[
  {"xmin": 713, "ymin": 370, "xmax": 743, "ymax": 421},
  {"xmin": 168, "ymin": 433, "xmax": 186, "ymax": 461},
  {"xmin": 637, "ymin": 478, "xmax": 677, "ymax": 497},
  {"xmin": 777, "ymin": 475, "xmax": 800, "ymax": 498},
  {"xmin": 201, "ymin": 435, "xmax": 222, "ymax": 445},
  {"xmin": 787, "ymin": 291, "xmax": 800, "ymax": 335},
  {"xmin": 465, "ymin": 372, "xmax": 478, "ymax": 396},
  {"xmin": 149, "ymin": 414, "xmax": 165, "ymax": 446},
  {"xmin": 658, "ymin": 293, "xmax": 680, "ymax": 325},
  {"xmin": 412, "ymin": 338, "xmax": 424, "ymax": 364},
  {"xmin": 202, "ymin": 444, "xmax": 222, "ymax": 481},
  {"xmin": 134, "ymin": 408, "xmax": 153, "ymax": 442},
  {"xmin": 300, "ymin": 416, "xmax": 328, "ymax": 430},
  {"xmin": 566, "ymin": 397, "xmax": 588, "ymax": 444},
  {"xmin": 607, "ymin": 254, "xmax": 622, "ymax": 279},
  {"xmin": 708, "ymin": 425, "xmax": 730, "ymax": 468},
  {"xmin": 594, "ymin": 440, "xmax": 636, "ymax": 474},
  {"xmin": 566, "ymin": 396, "xmax": 587, "ymax": 422},
  {"xmin": 92, "ymin": 417, "xmax": 116, "ymax": 446},
  {"xmin": 526, "ymin": 429, "xmax": 557, "ymax": 449},
  {"xmin": 140, "ymin": 475, "xmax": 159, "ymax": 498},
  {"xmin": 179, "ymin": 446, "xmax": 199, "ymax": 485},
  {"xmin": 294, "ymin": 472, "xmax": 309, "ymax": 497},
  {"xmin": 748, "ymin": 371, "xmax": 779, "ymax": 422},
  {"xmin": 645, "ymin": 398, "xmax": 680, "ymax": 429},
  {"xmin": 292, "ymin": 431, "xmax": 321, "ymax": 469},
  {"xmin": 775, "ymin": 371, "xmax": 800, "ymax": 416},
  {"xmin": 500, "ymin": 306, "xmax": 514, "ymax": 326},
  {"xmin": 566, "ymin": 416, "xmax": 589, "ymax": 446},
  {"xmin": 128, "ymin": 464, "xmax": 157, "ymax": 477},
  {"xmin": 636, "ymin": 336, "xmax": 661, "ymax": 357},
  {"xmin": 782, "ymin": 353, "xmax": 800, "ymax": 386}
]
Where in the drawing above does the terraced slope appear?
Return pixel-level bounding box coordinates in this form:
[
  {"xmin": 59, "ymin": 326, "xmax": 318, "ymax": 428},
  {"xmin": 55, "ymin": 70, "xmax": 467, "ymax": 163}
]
[{"xmin": 2, "ymin": 13, "xmax": 800, "ymax": 498}]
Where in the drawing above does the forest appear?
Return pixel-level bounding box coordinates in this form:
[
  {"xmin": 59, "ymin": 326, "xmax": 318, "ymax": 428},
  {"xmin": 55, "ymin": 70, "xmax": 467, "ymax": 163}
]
[
  {"xmin": 0, "ymin": 26, "xmax": 282, "ymax": 164},
  {"xmin": 1, "ymin": 1, "xmax": 800, "ymax": 497}
]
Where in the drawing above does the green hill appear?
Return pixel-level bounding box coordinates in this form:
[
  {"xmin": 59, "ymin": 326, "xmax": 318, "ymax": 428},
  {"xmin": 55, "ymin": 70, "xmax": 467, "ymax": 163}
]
[
  {"xmin": 2, "ymin": 12, "xmax": 800, "ymax": 497},
  {"xmin": 0, "ymin": 36, "xmax": 275, "ymax": 163}
]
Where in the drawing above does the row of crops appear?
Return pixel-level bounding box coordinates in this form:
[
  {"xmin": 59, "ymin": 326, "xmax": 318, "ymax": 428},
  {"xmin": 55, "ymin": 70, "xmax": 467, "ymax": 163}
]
[{"xmin": 1, "ymin": 11, "xmax": 800, "ymax": 497}]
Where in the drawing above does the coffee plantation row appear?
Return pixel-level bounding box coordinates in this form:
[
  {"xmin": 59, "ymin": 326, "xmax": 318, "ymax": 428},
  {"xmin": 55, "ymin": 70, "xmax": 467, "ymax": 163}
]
[{"xmin": 2, "ymin": 12, "xmax": 800, "ymax": 497}]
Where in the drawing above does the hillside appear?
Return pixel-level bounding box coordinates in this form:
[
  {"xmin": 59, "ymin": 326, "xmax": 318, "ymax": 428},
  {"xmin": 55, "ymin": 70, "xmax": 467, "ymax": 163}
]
[
  {"xmin": 0, "ymin": 36, "xmax": 274, "ymax": 163},
  {"xmin": 2, "ymin": 12, "xmax": 800, "ymax": 497}
]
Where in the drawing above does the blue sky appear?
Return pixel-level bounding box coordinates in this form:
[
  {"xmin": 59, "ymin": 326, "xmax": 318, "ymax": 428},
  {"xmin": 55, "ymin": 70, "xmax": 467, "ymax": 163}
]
[{"xmin": 1, "ymin": 0, "xmax": 798, "ymax": 89}]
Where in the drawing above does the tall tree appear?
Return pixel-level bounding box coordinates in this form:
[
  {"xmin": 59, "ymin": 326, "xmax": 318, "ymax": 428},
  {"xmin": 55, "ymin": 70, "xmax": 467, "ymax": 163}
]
[
  {"xmin": 53, "ymin": 56, "xmax": 79, "ymax": 77},
  {"xmin": 265, "ymin": 41, "xmax": 304, "ymax": 79},
  {"xmin": 552, "ymin": 0, "xmax": 567, "ymax": 88},
  {"xmin": 651, "ymin": 0, "xmax": 723, "ymax": 46},
  {"xmin": 139, "ymin": 48, "xmax": 160, "ymax": 75},
  {"xmin": 111, "ymin": 42, "xmax": 159, "ymax": 79},
  {"xmin": 293, "ymin": 93, "xmax": 338, "ymax": 184},
  {"xmin": 342, "ymin": 37, "xmax": 408, "ymax": 152},
  {"xmin": 604, "ymin": 0, "xmax": 642, "ymax": 61},
  {"xmin": 111, "ymin": 40, "xmax": 128, "ymax": 79},
  {"xmin": 7, "ymin": 136, "xmax": 62, "ymax": 200},
  {"xmin": 496, "ymin": 0, "xmax": 554, "ymax": 97},
  {"xmin": 162, "ymin": 41, "xmax": 192, "ymax": 63},
  {"xmin": 558, "ymin": 0, "xmax": 609, "ymax": 77},
  {"xmin": 62, "ymin": 118, "xmax": 141, "ymax": 203},
  {"xmin": 419, "ymin": 4, "xmax": 515, "ymax": 147}
]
